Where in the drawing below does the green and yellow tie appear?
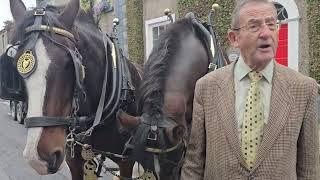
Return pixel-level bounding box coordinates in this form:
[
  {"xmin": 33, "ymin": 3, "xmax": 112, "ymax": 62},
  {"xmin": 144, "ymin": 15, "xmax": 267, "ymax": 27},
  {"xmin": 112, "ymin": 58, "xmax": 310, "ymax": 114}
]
[{"xmin": 241, "ymin": 71, "xmax": 264, "ymax": 169}]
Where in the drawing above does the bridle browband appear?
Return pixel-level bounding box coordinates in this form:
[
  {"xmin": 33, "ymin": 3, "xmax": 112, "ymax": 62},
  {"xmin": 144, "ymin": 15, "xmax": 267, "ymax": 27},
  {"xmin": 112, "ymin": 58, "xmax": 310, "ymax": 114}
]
[{"xmin": 25, "ymin": 24, "xmax": 75, "ymax": 39}]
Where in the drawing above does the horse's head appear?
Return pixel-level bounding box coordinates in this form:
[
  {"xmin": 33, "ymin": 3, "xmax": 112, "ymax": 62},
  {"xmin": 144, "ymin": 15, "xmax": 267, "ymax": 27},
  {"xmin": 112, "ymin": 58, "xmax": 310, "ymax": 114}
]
[
  {"xmin": 9, "ymin": 0, "xmax": 81, "ymax": 174},
  {"xmin": 117, "ymin": 17, "xmax": 211, "ymax": 178}
]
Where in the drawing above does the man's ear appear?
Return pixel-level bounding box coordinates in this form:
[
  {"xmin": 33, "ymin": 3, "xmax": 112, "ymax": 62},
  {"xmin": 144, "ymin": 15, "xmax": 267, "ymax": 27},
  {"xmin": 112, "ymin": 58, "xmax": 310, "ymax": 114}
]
[{"xmin": 228, "ymin": 30, "xmax": 239, "ymax": 48}]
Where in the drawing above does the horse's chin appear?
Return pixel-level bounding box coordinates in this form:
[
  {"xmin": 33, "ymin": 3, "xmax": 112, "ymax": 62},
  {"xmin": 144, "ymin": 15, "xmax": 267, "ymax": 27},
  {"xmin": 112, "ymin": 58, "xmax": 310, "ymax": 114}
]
[
  {"xmin": 27, "ymin": 158, "xmax": 49, "ymax": 175},
  {"xmin": 26, "ymin": 159, "xmax": 66, "ymax": 175}
]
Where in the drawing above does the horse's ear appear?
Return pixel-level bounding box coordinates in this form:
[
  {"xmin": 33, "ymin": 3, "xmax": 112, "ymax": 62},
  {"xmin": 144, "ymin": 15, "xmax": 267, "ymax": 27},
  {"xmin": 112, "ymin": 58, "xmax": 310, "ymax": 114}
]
[
  {"xmin": 9, "ymin": 0, "xmax": 26, "ymax": 23},
  {"xmin": 58, "ymin": 0, "xmax": 79, "ymax": 29}
]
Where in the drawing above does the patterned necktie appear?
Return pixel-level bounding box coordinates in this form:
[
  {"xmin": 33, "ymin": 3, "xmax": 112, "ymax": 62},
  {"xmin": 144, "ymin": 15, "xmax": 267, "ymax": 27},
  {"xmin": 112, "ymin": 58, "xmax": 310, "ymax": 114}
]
[{"xmin": 241, "ymin": 71, "xmax": 264, "ymax": 169}]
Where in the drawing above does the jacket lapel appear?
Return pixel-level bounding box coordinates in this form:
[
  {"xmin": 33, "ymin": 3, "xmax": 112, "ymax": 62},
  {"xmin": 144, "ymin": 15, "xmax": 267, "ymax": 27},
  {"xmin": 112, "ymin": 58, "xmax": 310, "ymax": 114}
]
[
  {"xmin": 253, "ymin": 63, "xmax": 294, "ymax": 169},
  {"xmin": 217, "ymin": 63, "xmax": 247, "ymax": 167}
]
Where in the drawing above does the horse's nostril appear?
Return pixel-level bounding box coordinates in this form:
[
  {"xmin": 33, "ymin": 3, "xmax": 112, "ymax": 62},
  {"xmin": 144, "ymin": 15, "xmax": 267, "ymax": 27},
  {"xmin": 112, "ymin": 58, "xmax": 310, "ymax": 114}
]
[{"xmin": 47, "ymin": 150, "xmax": 64, "ymax": 174}]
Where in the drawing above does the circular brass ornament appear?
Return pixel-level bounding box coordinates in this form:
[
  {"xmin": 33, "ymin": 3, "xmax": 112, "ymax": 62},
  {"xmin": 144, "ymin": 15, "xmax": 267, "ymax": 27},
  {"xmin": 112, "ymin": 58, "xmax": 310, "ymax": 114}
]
[
  {"xmin": 81, "ymin": 147, "xmax": 95, "ymax": 161},
  {"xmin": 17, "ymin": 51, "xmax": 35, "ymax": 75},
  {"xmin": 83, "ymin": 160, "xmax": 97, "ymax": 180},
  {"xmin": 138, "ymin": 170, "xmax": 156, "ymax": 180}
]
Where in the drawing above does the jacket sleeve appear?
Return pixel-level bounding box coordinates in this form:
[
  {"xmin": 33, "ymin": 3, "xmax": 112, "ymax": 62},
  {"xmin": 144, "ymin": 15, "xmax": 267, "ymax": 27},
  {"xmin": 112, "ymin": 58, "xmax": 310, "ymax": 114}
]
[
  {"xmin": 296, "ymin": 80, "xmax": 320, "ymax": 179},
  {"xmin": 181, "ymin": 80, "xmax": 206, "ymax": 180}
]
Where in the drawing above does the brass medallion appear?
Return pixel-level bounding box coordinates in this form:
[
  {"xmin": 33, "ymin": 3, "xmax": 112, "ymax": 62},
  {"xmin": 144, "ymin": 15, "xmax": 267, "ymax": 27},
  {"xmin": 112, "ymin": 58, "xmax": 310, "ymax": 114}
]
[
  {"xmin": 83, "ymin": 160, "xmax": 97, "ymax": 180},
  {"xmin": 17, "ymin": 51, "xmax": 36, "ymax": 75},
  {"xmin": 138, "ymin": 170, "xmax": 157, "ymax": 180},
  {"xmin": 81, "ymin": 146, "xmax": 95, "ymax": 161}
]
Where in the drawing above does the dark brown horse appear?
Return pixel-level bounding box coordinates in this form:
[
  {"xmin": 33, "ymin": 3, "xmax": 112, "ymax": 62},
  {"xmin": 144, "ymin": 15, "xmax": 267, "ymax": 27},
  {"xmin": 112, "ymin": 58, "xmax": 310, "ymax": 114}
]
[
  {"xmin": 9, "ymin": 0, "xmax": 141, "ymax": 179},
  {"xmin": 118, "ymin": 12, "xmax": 228, "ymax": 179}
]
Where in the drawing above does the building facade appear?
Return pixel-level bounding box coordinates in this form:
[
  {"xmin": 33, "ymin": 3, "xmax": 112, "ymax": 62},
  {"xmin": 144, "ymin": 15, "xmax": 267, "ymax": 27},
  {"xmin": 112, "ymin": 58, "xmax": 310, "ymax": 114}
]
[
  {"xmin": 0, "ymin": 29, "xmax": 9, "ymax": 54},
  {"xmin": 5, "ymin": 0, "xmax": 315, "ymax": 75}
]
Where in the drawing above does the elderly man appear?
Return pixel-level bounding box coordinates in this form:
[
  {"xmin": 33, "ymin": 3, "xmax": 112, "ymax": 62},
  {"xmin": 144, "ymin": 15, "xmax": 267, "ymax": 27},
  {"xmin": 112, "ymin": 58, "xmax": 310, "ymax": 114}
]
[{"xmin": 181, "ymin": 0, "xmax": 320, "ymax": 179}]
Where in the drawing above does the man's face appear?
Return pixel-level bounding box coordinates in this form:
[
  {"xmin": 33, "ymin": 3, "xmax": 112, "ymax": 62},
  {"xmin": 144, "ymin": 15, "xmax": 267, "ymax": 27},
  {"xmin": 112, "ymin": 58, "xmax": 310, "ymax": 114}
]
[{"xmin": 229, "ymin": 2, "xmax": 279, "ymax": 68}]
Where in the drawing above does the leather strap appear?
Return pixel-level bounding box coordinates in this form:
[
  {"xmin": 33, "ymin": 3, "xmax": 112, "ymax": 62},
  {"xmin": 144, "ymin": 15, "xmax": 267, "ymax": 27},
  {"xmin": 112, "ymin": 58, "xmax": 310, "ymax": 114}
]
[
  {"xmin": 140, "ymin": 114, "xmax": 177, "ymax": 128},
  {"xmin": 154, "ymin": 155, "xmax": 160, "ymax": 180},
  {"xmin": 25, "ymin": 116, "xmax": 73, "ymax": 128},
  {"xmin": 145, "ymin": 140, "xmax": 183, "ymax": 154},
  {"xmin": 85, "ymin": 33, "xmax": 111, "ymax": 134},
  {"xmin": 19, "ymin": 4, "xmax": 48, "ymax": 78},
  {"xmin": 25, "ymin": 25, "xmax": 75, "ymax": 39}
]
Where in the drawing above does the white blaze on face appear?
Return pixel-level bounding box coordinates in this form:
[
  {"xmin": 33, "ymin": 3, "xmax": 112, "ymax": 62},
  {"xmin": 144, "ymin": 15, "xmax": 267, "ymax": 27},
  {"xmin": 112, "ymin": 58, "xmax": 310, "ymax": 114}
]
[{"xmin": 22, "ymin": 39, "xmax": 51, "ymax": 175}]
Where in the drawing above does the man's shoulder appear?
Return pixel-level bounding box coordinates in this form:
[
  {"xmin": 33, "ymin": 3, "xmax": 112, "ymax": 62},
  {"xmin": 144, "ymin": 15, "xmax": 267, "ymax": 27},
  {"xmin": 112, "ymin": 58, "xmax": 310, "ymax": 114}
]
[
  {"xmin": 275, "ymin": 63, "xmax": 318, "ymax": 89},
  {"xmin": 197, "ymin": 63, "xmax": 234, "ymax": 87}
]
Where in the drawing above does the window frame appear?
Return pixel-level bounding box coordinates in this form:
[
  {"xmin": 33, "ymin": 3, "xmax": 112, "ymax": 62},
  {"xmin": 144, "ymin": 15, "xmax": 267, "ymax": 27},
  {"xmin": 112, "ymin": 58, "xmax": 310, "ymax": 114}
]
[{"xmin": 145, "ymin": 14, "xmax": 175, "ymax": 60}]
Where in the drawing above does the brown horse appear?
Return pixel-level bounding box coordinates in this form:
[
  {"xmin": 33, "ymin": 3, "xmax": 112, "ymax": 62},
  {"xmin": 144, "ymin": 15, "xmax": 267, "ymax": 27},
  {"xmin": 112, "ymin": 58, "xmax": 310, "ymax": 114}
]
[
  {"xmin": 9, "ymin": 0, "xmax": 141, "ymax": 179},
  {"xmin": 118, "ymin": 13, "xmax": 228, "ymax": 179}
]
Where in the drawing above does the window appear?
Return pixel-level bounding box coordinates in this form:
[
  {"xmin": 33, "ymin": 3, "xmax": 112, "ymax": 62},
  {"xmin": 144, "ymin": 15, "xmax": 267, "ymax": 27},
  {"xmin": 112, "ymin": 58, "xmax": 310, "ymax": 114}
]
[
  {"xmin": 274, "ymin": 3, "xmax": 288, "ymax": 21},
  {"xmin": 152, "ymin": 25, "xmax": 167, "ymax": 46},
  {"xmin": 145, "ymin": 14, "xmax": 175, "ymax": 60}
]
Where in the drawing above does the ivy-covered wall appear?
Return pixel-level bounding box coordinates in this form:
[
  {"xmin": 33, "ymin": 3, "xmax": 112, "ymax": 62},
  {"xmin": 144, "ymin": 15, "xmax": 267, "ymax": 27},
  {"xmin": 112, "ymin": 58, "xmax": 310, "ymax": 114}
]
[
  {"xmin": 177, "ymin": 0, "xmax": 235, "ymax": 51},
  {"xmin": 126, "ymin": 0, "xmax": 144, "ymax": 65},
  {"xmin": 307, "ymin": 0, "xmax": 320, "ymax": 84}
]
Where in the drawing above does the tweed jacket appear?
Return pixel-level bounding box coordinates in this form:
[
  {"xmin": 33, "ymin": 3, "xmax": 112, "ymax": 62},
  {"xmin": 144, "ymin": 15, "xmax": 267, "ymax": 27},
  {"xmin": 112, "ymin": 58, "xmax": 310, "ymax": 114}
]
[{"xmin": 181, "ymin": 62, "xmax": 319, "ymax": 180}]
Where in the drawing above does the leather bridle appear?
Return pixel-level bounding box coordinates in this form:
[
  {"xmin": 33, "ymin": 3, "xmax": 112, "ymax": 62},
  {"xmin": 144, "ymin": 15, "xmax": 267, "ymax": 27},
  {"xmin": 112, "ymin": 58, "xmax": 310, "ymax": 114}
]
[{"xmin": 11, "ymin": 3, "xmax": 87, "ymax": 128}]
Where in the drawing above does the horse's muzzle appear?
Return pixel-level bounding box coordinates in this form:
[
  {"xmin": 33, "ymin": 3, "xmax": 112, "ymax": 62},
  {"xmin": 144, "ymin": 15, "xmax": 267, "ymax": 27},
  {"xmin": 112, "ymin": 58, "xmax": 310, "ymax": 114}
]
[{"xmin": 46, "ymin": 150, "xmax": 64, "ymax": 174}]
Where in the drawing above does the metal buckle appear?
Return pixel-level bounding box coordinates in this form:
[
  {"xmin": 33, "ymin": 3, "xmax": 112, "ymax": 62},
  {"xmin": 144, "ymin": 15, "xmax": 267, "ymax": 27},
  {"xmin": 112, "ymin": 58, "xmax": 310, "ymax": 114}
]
[
  {"xmin": 147, "ymin": 125, "xmax": 158, "ymax": 141},
  {"xmin": 208, "ymin": 63, "xmax": 217, "ymax": 71},
  {"xmin": 148, "ymin": 132, "xmax": 157, "ymax": 141},
  {"xmin": 34, "ymin": 8, "xmax": 45, "ymax": 16}
]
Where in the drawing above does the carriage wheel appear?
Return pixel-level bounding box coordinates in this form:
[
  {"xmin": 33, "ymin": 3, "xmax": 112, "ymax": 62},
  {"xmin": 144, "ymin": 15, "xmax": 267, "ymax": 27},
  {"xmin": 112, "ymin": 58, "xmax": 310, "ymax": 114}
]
[
  {"xmin": 16, "ymin": 102, "xmax": 25, "ymax": 124},
  {"xmin": 10, "ymin": 101, "xmax": 17, "ymax": 121}
]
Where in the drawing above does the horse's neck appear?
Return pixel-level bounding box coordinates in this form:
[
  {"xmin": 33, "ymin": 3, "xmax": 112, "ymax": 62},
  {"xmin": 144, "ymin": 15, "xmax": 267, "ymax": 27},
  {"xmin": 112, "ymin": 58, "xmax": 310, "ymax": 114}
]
[{"xmin": 75, "ymin": 26, "xmax": 109, "ymax": 115}]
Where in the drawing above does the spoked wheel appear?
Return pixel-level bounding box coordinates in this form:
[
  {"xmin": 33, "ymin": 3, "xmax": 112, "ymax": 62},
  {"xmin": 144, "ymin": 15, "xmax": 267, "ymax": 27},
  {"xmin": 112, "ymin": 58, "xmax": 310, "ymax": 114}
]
[
  {"xmin": 10, "ymin": 101, "xmax": 17, "ymax": 121},
  {"xmin": 16, "ymin": 102, "xmax": 25, "ymax": 124}
]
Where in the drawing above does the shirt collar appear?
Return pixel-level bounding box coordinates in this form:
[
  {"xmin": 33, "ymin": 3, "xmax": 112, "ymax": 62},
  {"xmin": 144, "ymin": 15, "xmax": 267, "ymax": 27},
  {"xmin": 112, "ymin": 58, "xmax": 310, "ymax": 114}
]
[{"xmin": 234, "ymin": 55, "xmax": 274, "ymax": 83}]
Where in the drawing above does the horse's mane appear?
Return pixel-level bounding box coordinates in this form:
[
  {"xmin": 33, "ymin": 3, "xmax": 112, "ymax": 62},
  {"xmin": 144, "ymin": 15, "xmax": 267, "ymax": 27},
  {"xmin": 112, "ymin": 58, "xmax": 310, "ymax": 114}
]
[{"xmin": 138, "ymin": 17, "xmax": 209, "ymax": 115}]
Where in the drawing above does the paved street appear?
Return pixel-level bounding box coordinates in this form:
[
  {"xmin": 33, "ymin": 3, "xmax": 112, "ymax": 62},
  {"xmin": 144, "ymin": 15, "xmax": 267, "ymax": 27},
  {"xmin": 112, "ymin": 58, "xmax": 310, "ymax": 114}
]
[{"xmin": 0, "ymin": 100, "xmax": 117, "ymax": 180}]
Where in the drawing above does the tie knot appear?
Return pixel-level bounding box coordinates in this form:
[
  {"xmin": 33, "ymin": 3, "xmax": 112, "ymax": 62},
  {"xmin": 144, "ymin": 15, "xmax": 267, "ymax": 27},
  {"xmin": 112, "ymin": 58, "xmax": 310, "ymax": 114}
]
[{"xmin": 248, "ymin": 71, "xmax": 263, "ymax": 82}]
